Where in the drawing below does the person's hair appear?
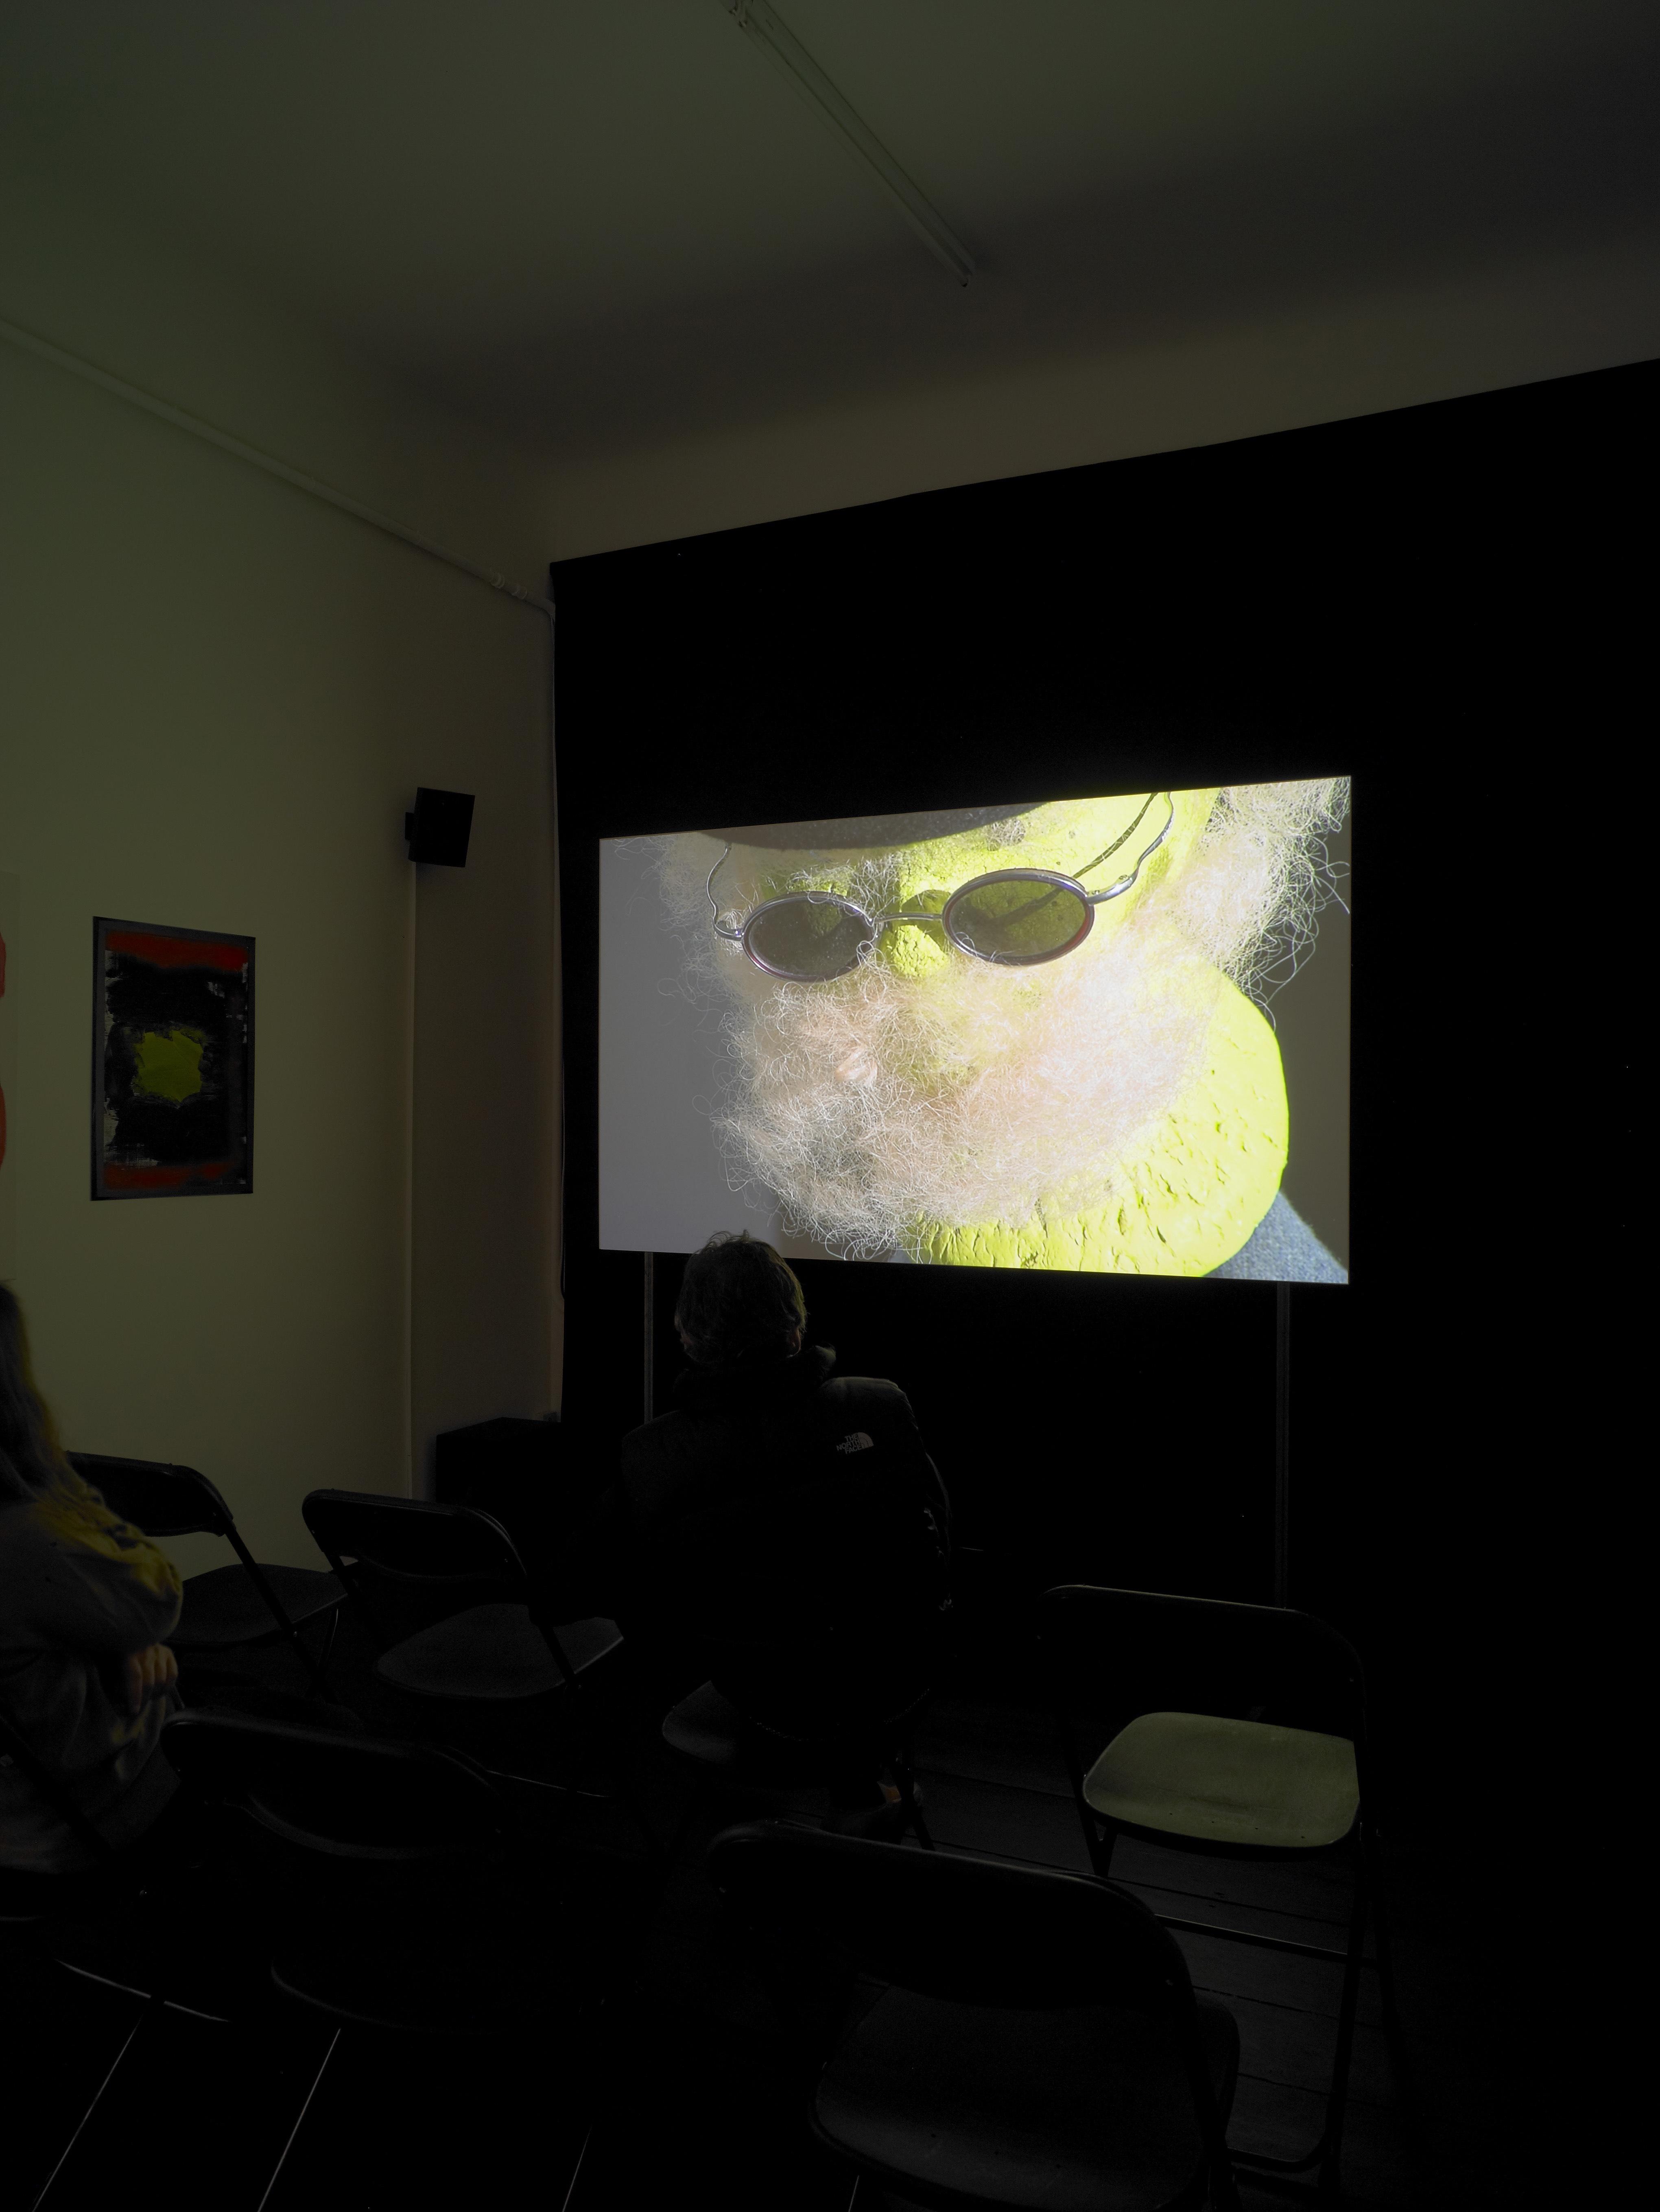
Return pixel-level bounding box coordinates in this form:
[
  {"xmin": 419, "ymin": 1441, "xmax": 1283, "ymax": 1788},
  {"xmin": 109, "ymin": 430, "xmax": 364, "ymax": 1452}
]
[
  {"xmin": 674, "ymin": 1232, "xmax": 807, "ymax": 1369},
  {"xmin": 0, "ymin": 1286, "xmax": 75, "ymax": 1506}
]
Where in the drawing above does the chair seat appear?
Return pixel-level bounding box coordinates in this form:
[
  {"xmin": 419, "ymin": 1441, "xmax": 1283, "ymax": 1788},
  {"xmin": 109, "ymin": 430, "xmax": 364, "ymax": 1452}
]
[
  {"xmin": 815, "ymin": 1987, "xmax": 1239, "ymax": 2212},
  {"xmin": 174, "ymin": 1563, "xmax": 343, "ymax": 1650},
  {"xmin": 662, "ymin": 1681, "xmax": 910, "ymax": 1782},
  {"xmin": 1083, "ymin": 1711, "xmax": 1359, "ymax": 1851},
  {"xmin": 663, "ymin": 1682, "xmax": 804, "ymax": 1777},
  {"xmin": 187, "ymin": 1685, "xmax": 369, "ymax": 1732},
  {"xmin": 376, "ymin": 1604, "xmax": 620, "ymax": 1701}
]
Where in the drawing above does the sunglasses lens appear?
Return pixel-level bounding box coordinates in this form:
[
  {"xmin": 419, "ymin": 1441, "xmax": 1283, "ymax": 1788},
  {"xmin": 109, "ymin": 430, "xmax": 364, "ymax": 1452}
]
[
  {"xmin": 945, "ymin": 874, "xmax": 1092, "ymax": 964},
  {"xmin": 745, "ymin": 896, "xmax": 871, "ymax": 980}
]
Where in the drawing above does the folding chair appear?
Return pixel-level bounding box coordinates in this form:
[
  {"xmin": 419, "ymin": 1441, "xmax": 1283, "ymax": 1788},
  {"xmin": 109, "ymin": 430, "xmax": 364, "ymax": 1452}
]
[
  {"xmin": 1039, "ymin": 1585, "xmax": 1405, "ymax": 2201},
  {"xmin": 0, "ymin": 1681, "xmax": 221, "ymax": 1972},
  {"xmin": 662, "ymin": 1631, "xmax": 936, "ymax": 1861},
  {"xmin": 157, "ymin": 1708, "xmax": 618, "ymax": 2206},
  {"xmin": 0, "ymin": 1695, "xmax": 284, "ymax": 1996},
  {"xmin": 709, "ymin": 1819, "xmax": 1242, "ymax": 2212},
  {"xmin": 299, "ymin": 1489, "xmax": 650, "ymax": 1840},
  {"xmin": 0, "ymin": 1705, "xmax": 310, "ymax": 2211},
  {"xmin": 67, "ymin": 1454, "xmax": 343, "ymax": 1703}
]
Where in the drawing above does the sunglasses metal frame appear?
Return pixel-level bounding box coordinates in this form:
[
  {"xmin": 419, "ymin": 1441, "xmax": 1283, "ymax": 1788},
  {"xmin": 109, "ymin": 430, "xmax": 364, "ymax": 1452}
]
[{"xmin": 708, "ymin": 792, "xmax": 1175, "ymax": 982}]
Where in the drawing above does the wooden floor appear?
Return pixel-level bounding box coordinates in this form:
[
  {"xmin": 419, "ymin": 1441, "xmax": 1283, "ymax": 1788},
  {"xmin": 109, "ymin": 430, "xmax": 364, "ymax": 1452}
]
[{"xmin": 3, "ymin": 1617, "xmax": 1496, "ymax": 2210}]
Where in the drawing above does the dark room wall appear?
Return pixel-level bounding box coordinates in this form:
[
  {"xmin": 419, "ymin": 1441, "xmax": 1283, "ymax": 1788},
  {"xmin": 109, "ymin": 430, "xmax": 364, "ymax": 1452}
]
[{"xmin": 553, "ymin": 358, "xmax": 1646, "ymax": 1848}]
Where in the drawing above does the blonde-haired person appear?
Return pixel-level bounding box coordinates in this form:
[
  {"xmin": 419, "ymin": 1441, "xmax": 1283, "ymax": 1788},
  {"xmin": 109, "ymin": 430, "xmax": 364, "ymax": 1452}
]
[{"xmin": 0, "ymin": 1285, "xmax": 188, "ymax": 1880}]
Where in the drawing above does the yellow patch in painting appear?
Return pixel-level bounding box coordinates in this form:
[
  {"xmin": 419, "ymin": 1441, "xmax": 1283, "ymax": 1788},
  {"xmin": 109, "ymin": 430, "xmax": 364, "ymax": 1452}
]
[{"xmin": 133, "ymin": 1026, "xmax": 205, "ymax": 1102}]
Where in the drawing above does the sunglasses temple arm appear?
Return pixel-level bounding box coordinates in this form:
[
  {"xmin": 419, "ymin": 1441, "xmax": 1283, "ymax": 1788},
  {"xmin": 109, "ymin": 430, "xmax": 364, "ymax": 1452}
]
[
  {"xmin": 707, "ymin": 845, "xmax": 747, "ymax": 940},
  {"xmin": 1083, "ymin": 793, "xmax": 1175, "ymax": 905}
]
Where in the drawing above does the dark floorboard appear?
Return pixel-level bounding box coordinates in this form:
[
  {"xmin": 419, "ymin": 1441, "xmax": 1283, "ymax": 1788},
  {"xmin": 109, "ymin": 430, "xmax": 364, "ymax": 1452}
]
[{"xmin": 2, "ymin": 1609, "xmax": 1502, "ymax": 2210}]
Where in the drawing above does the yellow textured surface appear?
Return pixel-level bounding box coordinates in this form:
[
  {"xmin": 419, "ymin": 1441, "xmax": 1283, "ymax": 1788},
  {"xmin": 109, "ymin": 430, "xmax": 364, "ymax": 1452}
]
[
  {"xmin": 913, "ymin": 973, "xmax": 1287, "ymax": 1274},
  {"xmin": 1083, "ymin": 1711, "xmax": 1359, "ymax": 1849}
]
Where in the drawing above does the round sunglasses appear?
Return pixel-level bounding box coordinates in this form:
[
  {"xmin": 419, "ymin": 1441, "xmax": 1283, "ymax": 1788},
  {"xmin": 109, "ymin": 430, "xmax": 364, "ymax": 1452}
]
[{"xmin": 706, "ymin": 793, "xmax": 1174, "ymax": 981}]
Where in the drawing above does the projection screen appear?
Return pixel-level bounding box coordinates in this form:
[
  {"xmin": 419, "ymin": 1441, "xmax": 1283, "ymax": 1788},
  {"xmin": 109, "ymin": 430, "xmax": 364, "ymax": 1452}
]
[{"xmin": 600, "ymin": 781, "xmax": 1349, "ymax": 1282}]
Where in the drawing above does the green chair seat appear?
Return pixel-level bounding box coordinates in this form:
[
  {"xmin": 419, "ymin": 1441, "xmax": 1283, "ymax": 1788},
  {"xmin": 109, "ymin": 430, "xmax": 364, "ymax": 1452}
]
[
  {"xmin": 816, "ymin": 1987, "xmax": 1239, "ymax": 2212},
  {"xmin": 1082, "ymin": 1711, "xmax": 1359, "ymax": 1851},
  {"xmin": 174, "ymin": 1562, "xmax": 343, "ymax": 1648}
]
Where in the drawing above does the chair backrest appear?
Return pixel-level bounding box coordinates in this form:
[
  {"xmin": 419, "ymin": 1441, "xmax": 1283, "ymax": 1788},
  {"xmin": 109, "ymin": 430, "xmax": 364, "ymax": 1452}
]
[
  {"xmin": 707, "ymin": 1820, "xmax": 1197, "ymax": 2017},
  {"xmin": 160, "ymin": 1708, "xmax": 509, "ymax": 1862},
  {"xmin": 70, "ymin": 1451, "xmax": 323, "ymax": 1665},
  {"xmin": 68, "ymin": 1452, "xmax": 234, "ymax": 1539},
  {"xmin": 302, "ymin": 1489, "xmax": 531, "ymax": 1648},
  {"xmin": 1038, "ymin": 1584, "xmax": 1367, "ymax": 1746}
]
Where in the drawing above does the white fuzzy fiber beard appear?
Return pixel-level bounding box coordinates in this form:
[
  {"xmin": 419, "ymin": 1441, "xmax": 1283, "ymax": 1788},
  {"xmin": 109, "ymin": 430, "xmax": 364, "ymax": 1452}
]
[{"xmin": 650, "ymin": 781, "xmax": 1347, "ymax": 1261}]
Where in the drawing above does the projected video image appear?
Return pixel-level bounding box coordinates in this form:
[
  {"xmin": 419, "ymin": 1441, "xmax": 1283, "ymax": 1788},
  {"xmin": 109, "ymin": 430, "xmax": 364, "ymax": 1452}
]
[{"xmin": 600, "ymin": 784, "xmax": 1350, "ymax": 1281}]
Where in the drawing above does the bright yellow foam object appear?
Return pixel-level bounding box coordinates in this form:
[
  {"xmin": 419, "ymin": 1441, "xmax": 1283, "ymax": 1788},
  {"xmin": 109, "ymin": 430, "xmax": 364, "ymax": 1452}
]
[{"xmin": 911, "ymin": 973, "xmax": 1287, "ymax": 1274}]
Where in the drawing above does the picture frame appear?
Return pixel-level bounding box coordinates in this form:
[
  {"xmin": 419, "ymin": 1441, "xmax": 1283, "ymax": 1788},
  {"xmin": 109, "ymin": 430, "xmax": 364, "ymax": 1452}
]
[
  {"xmin": 0, "ymin": 873, "xmax": 16, "ymax": 1275},
  {"xmin": 92, "ymin": 917, "xmax": 254, "ymax": 1199}
]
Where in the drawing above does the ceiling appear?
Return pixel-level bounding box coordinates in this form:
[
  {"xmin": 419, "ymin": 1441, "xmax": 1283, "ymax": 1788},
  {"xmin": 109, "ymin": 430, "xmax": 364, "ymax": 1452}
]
[{"xmin": 3, "ymin": 1, "xmax": 1656, "ymax": 462}]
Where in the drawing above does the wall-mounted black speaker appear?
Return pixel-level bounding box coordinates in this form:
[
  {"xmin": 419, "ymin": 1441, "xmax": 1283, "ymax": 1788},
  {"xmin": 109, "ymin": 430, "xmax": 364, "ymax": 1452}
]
[{"xmin": 404, "ymin": 788, "xmax": 475, "ymax": 866}]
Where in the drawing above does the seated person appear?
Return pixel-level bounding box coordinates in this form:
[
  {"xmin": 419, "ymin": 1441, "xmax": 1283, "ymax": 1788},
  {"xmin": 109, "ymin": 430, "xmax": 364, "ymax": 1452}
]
[
  {"xmin": 586, "ymin": 1232, "xmax": 952, "ymax": 1827},
  {"xmin": 0, "ymin": 1285, "xmax": 187, "ymax": 1880}
]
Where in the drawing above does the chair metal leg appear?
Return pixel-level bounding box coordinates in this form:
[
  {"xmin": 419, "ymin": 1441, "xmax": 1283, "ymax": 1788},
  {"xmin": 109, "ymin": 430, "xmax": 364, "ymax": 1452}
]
[
  {"xmin": 1054, "ymin": 1708, "xmax": 1109, "ymax": 1878},
  {"xmin": 281, "ymin": 1616, "xmax": 325, "ymax": 1693},
  {"xmin": 31, "ymin": 1990, "xmax": 164, "ymax": 2210},
  {"xmin": 255, "ymin": 2025, "xmax": 343, "ymax": 2211},
  {"xmin": 657, "ymin": 1763, "xmax": 714, "ymax": 1897},
  {"xmin": 1084, "ymin": 1812, "xmax": 1118, "ymax": 1880},
  {"xmin": 1230, "ymin": 1841, "xmax": 1369, "ymax": 2193},
  {"xmin": 1315, "ymin": 1852, "xmax": 1369, "ymax": 2197},
  {"xmin": 556, "ymin": 2119, "xmax": 596, "ymax": 2212},
  {"xmin": 661, "ymin": 1791, "xmax": 702, "ymax": 1882},
  {"xmin": 1210, "ymin": 2149, "xmax": 1244, "ymax": 2212},
  {"xmin": 891, "ymin": 1753, "xmax": 935, "ymax": 1851},
  {"xmin": 304, "ymin": 1608, "xmax": 343, "ymax": 1700},
  {"xmin": 547, "ymin": 1687, "xmax": 671, "ymax": 1868},
  {"xmin": 1361, "ymin": 1819, "xmax": 1409, "ymax": 2070},
  {"xmin": 617, "ymin": 1769, "xmax": 672, "ymax": 1871}
]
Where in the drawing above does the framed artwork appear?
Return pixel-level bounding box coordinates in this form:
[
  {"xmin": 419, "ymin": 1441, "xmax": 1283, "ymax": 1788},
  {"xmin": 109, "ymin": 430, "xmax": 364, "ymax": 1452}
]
[
  {"xmin": 92, "ymin": 918, "xmax": 254, "ymax": 1199},
  {"xmin": 0, "ymin": 874, "xmax": 15, "ymax": 1276}
]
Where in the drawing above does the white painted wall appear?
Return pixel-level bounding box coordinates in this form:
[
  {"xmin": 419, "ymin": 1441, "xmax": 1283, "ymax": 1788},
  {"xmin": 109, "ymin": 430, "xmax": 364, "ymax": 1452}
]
[
  {"xmin": 540, "ymin": 233, "xmax": 1660, "ymax": 559},
  {"xmin": 0, "ymin": 195, "xmax": 560, "ymax": 1576}
]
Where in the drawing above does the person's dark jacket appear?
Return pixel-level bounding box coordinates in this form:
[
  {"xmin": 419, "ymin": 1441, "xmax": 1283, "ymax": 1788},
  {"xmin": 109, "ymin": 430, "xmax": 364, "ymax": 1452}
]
[{"xmin": 586, "ymin": 1344, "xmax": 951, "ymax": 1736}]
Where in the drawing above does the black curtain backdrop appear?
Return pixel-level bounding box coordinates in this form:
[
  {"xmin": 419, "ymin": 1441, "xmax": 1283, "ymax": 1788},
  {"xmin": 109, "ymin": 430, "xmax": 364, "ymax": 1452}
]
[{"xmin": 552, "ymin": 358, "xmax": 1645, "ymax": 1845}]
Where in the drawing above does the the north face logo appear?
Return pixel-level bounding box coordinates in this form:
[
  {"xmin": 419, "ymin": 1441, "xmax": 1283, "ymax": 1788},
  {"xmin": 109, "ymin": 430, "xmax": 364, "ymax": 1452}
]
[{"xmin": 835, "ymin": 1432, "xmax": 874, "ymax": 1454}]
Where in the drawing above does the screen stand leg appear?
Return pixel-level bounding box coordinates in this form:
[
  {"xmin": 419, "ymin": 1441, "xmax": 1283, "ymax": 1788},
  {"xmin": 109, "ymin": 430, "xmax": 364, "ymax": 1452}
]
[
  {"xmin": 1273, "ymin": 1283, "xmax": 1291, "ymax": 1606},
  {"xmin": 644, "ymin": 1252, "xmax": 656, "ymax": 1425}
]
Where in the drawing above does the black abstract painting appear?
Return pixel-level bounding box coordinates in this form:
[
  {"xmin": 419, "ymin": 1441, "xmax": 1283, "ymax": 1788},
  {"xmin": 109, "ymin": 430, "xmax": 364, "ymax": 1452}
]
[{"xmin": 92, "ymin": 918, "xmax": 254, "ymax": 1199}]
